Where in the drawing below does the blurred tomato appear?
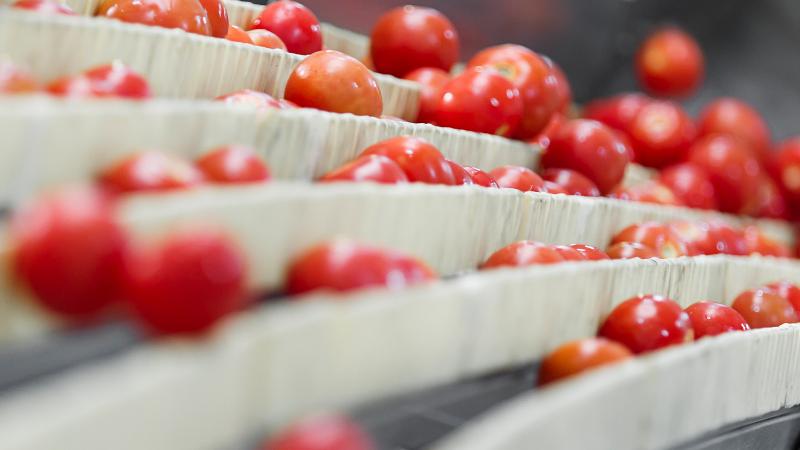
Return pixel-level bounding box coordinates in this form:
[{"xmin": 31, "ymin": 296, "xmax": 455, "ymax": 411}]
[
  {"xmin": 48, "ymin": 62, "xmax": 151, "ymax": 99},
  {"xmin": 359, "ymin": 136, "xmax": 455, "ymax": 184},
  {"xmin": 541, "ymin": 168, "xmax": 600, "ymax": 196},
  {"xmin": 658, "ymin": 163, "xmax": 717, "ymax": 210},
  {"xmin": 249, "ymin": 0, "xmax": 321, "ymax": 54},
  {"xmin": 537, "ymin": 338, "xmax": 632, "ymax": 386},
  {"xmin": 100, "ymin": 150, "xmax": 204, "ymax": 193},
  {"xmin": 216, "ymin": 89, "xmax": 293, "ymax": 111},
  {"xmin": 197, "ymin": 0, "xmax": 227, "ymax": 37},
  {"xmin": 446, "ymin": 160, "xmax": 473, "ymax": 185},
  {"xmin": 0, "ymin": 60, "xmax": 39, "ymax": 94},
  {"xmin": 763, "ymin": 281, "xmax": 800, "ymax": 316},
  {"xmin": 697, "ymin": 98, "xmax": 771, "ymax": 160},
  {"xmin": 743, "ymin": 226, "xmax": 792, "ymax": 258},
  {"xmin": 583, "ymin": 93, "xmax": 651, "ymax": 133},
  {"xmin": 320, "ymin": 155, "xmax": 408, "ymax": 184},
  {"xmin": 531, "ymin": 113, "xmax": 566, "ymax": 151},
  {"xmin": 489, "ymin": 166, "xmax": 546, "ymax": 192},
  {"xmin": 545, "ymin": 58, "xmax": 572, "ymax": 114},
  {"xmin": 404, "ymin": 67, "xmax": 450, "ymax": 124},
  {"xmin": 225, "ymin": 25, "xmax": 253, "ymax": 44},
  {"xmin": 263, "ymin": 415, "xmax": 374, "ymax": 450},
  {"xmin": 247, "ymin": 29, "xmax": 287, "ymax": 50},
  {"xmin": 13, "ymin": 0, "xmax": 75, "ymax": 14},
  {"xmin": 598, "ymin": 294, "xmax": 692, "ymax": 354},
  {"xmin": 464, "ymin": 166, "xmax": 499, "ymax": 188},
  {"xmin": 684, "ymin": 301, "xmax": 749, "ymax": 339},
  {"xmin": 610, "ymin": 181, "xmax": 683, "ymax": 207},
  {"xmin": 732, "ymin": 288, "xmax": 798, "ymax": 329},
  {"xmin": 611, "ymin": 222, "xmax": 689, "ymax": 258},
  {"xmin": 606, "ymin": 242, "xmax": 657, "ymax": 260},
  {"xmin": 624, "ymin": 100, "xmax": 696, "ymax": 168},
  {"xmin": 569, "ymin": 244, "xmax": 610, "ymax": 260},
  {"xmin": 96, "ymin": 0, "xmax": 211, "ymax": 35},
  {"xmin": 481, "ymin": 241, "xmax": 564, "ymax": 269},
  {"xmin": 635, "ymin": 27, "xmax": 704, "ymax": 97},
  {"xmin": 770, "ymin": 137, "xmax": 800, "ymax": 215},
  {"xmin": 196, "ymin": 145, "xmax": 271, "ymax": 184}
]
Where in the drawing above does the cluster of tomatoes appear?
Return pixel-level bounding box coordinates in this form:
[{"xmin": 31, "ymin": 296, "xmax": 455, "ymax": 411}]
[
  {"xmin": 260, "ymin": 414, "xmax": 374, "ymax": 450},
  {"xmin": 538, "ymin": 279, "xmax": 800, "ymax": 386}
]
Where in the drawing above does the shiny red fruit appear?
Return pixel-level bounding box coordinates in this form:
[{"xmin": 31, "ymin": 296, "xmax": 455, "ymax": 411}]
[
  {"xmin": 658, "ymin": 163, "xmax": 717, "ymax": 210},
  {"xmin": 47, "ymin": 62, "xmax": 151, "ymax": 99},
  {"xmin": 753, "ymin": 176, "xmax": 789, "ymax": 219},
  {"xmin": 731, "ymin": 288, "xmax": 799, "ymax": 329},
  {"xmin": 546, "ymin": 58, "xmax": 572, "ymax": 114},
  {"xmin": 196, "ymin": 145, "xmax": 271, "ymax": 184},
  {"xmin": 551, "ymin": 245, "xmax": 585, "ymax": 261},
  {"xmin": 582, "ymin": 93, "xmax": 651, "ymax": 133},
  {"xmin": 625, "ymin": 100, "xmax": 696, "ymax": 168},
  {"xmin": 763, "ymin": 281, "xmax": 800, "ymax": 316},
  {"xmin": 609, "ymin": 181, "xmax": 683, "ymax": 207},
  {"xmin": 598, "ymin": 294, "xmax": 693, "ymax": 354},
  {"xmin": 216, "ymin": 89, "xmax": 293, "ymax": 111},
  {"xmin": 702, "ymin": 221, "xmax": 748, "ymax": 256},
  {"xmin": 249, "ymin": 0, "xmax": 322, "ymax": 55},
  {"xmin": 320, "ymin": 155, "xmax": 409, "ymax": 184},
  {"xmin": 543, "ymin": 181, "xmax": 567, "ymax": 195},
  {"xmin": 685, "ymin": 301, "xmax": 749, "ymax": 339},
  {"xmin": 489, "ymin": 166, "xmax": 546, "ymax": 192},
  {"xmin": 100, "ymin": 150, "xmax": 204, "ymax": 194},
  {"xmin": 95, "ymin": 0, "xmax": 211, "ymax": 35},
  {"xmin": 531, "ymin": 113, "xmax": 566, "ymax": 151},
  {"xmin": 611, "ymin": 222, "xmax": 690, "ymax": 258},
  {"xmin": 264, "ymin": 414, "xmax": 374, "ymax": 450},
  {"xmin": 247, "ymin": 29, "xmax": 288, "ymax": 50},
  {"xmin": 635, "ymin": 27, "xmax": 704, "ymax": 97},
  {"xmin": 569, "ymin": 244, "xmax": 610, "ymax": 260},
  {"xmin": 463, "ymin": 166, "xmax": 499, "ymax": 188},
  {"xmin": 697, "ymin": 98, "xmax": 771, "ymax": 160},
  {"xmin": 0, "ymin": 60, "xmax": 39, "ymax": 94},
  {"xmin": 537, "ymin": 338, "xmax": 632, "ymax": 386},
  {"xmin": 541, "ymin": 168, "xmax": 599, "ymax": 197},
  {"xmin": 225, "ymin": 25, "xmax": 253, "ymax": 44},
  {"xmin": 197, "ymin": 0, "xmax": 228, "ymax": 37},
  {"xmin": 13, "ymin": 0, "xmax": 75, "ymax": 14},
  {"xmin": 446, "ymin": 160, "xmax": 473, "ymax": 185},
  {"xmin": 743, "ymin": 227, "xmax": 792, "ymax": 258},
  {"xmin": 481, "ymin": 241, "xmax": 564, "ymax": 269},
  {"xmin": 359, "ymin": 136, "xmax": 455, "ymax": 184},
  {"xmin": 770, "ymin": 137, "xmax": 800, "ymax": 211},
  {"xmin": 605, "ymin": 242, "xmax": 657, "ymax": 260},
  {"xmin": 404, "ymin": 67, "xmax": 451, "ymax": 124}
]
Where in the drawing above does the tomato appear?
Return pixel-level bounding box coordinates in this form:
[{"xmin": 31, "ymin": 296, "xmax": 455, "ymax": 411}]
[
  {"xmin": 658, "ymin": 163, "xmax": 717, "ymax": 210},
  {"xmin": 540, "ymin": 119, "xmax": 631, "ymax": 194},
  {"xmin": 541, "ymin": 168, "xmax": 600, "ymax": 197},
  {"xmin": 431, "ymin": 68, "xmax": 523, "ymax": 137},
  {"xmin": 195, "ymin": 145, "xmax": 271, "ymax": 184},
  {"xmin": 247, "ymin": 29, "xmax": 287, "ymax": 50},
  {"xmin": 697, "ymin": 98, "xmax": 771, "ymax": 160},
  {"xmin": 10, "ymin": 186, "xmax": 127, "ymax": 321},
  {"xmin": 197, "ymin": 0, "xmax": 227, "ymax": 37},
  {"xmin": 605, "ymin": 242, "xmax": 657, "ymax": 260},
  {"xmin": 598, "ymin": 294, "xmax": 692, "ymax": 354},
  {"xmin": 545, "ymin": 58, "xmax": 572, "ymax": 114},
  {"xmin": 543, "ymin": 181, "xmax": 567, "ymax": 195},
  {"xmin": 743, "ymin": 226, "xmax": 791, "ymax": 258},
  {"xmin": 286, "ymin": 240, "xmax": 436, "ymax": 295},
  {"xmin": 446, "ymin": 160, "xmax": 473, "ymax": 185},
  {"xmin": 551, "ymin": 245, "xmax": 584, "ymax": 261},
  {"xmin": 13, "ymin": 0, "xmax": 75, "ymax": 14},
  {"xmin": 635, "ymin": 27, "xmax": 704, "ymax": 97},
  {"xmin": 489, "ymin": 166, "xmax": 545, "ymax": 192},
  {"xmin": 702, "ymin": 221, "xmax": 748, "ymax": 256},
  {"xmin": 0, "ymin": 60, "xmax": 39, "ymax": 94},
  {"xmin": 225, "ymin": 25, "xmax": 253, "ymax": 44},
  {"xmin": 625, "ymin": 100, "xmax": 696, "ymax": 168},
  {"xmin": 762, "ymin": 281, "xmax": 800, "ymax": 316},
  {"xmin": 569, "ymin": 244, "xmax": 610, "ymax": 260},
  {"xmin": 582, "ymin": 93, "xmax": 651, "ymax": 133},
  {"xmin": 95, "ymin": 0, "xmax": 211, "ymax": 35},
  {"xmin": 468, "ymin": 45, "xmax": 560, "ymax": 139},
  {"xmin": 47, "ymin": 62, "xmax": 151, "ymax": 100},
  {"xmin": 263, "ymin": 414, "xmax": 374, "ymax": 450},
  {"xmin": 753, "ymin": 176, "xmax": 789, "ymax": 219},
  {"xmin": 249, "ymin": 0, "xmax": 321, "ymax": 55},
  {"xmin": 320, "ymin": 155, "xmax": 408, "ymax": 184},
  {"xmin": 284, "ymin": 50, "xmax": 382, "ymax": 117},
  {"xmin": 370, "ymin": 5, "xmax": 459, "ymax": 77},
  {"xmin": 359, "ymin": 136, "xmax": 454, "ymax": 185},
  {"xmin": 731, "ymin": 288, "xmax": 799, "ymax": 329},
  {"xmin": 480, "ymin": 241, "xmax": 564, "ymax": 269},
  {"xmin": 463, "ymin": 166, "xmax": 499, "ymax": 188},
  {"xmin": 609, "ymin": 181, "xmax": 683, "ymax": 207},
  {"xmin": 124, "ymin": 227, "xmax": 247, "ymax": 336},
  {"xmin": 404, "ymin": 67, "xmax": 451, "ymax": 124},
  {"xmin": 216, "ymin": 89, "xmax": 293, "ymax": 111},
  {"xmin": 687, "ymin": 134, "xmax": 762, "ymax": 214},
  {"xmin": 531, "ymin": 113, "xmax": 566, "ymax": 151},
  {"xmin": 684, "ymin": 301, "xmax": 749, "ymax": 339},
  {"xmin": 100, "ymin": 150, "xmax": 204, "ymax": 194},
  {"xmin": 770, "ymin": 137, "xmax": 800, "ymax": 212},
  {"xmin": 537, "ymin": 338, "xmax": 632, "ymax": 386},
  {"xmin": 611, "ymin": 222, "xmax": 690, "ymax": 258}
]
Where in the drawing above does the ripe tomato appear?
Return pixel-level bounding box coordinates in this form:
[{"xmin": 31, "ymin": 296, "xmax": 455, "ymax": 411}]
[
  {"xmin": 446, "ymin": 160, "xmax": 473, "ymax": 185},
  {"xmin": 531, "ymin": 113, "xmax": 566, "ymax": 151},
  {"xmin": 702, "ymin": 221, "xmax": 748, "ymax": 256},
  {"xmin": 658, "ymin": 163, "xmax": 717, "ymax": 210},
  {"xmin": 611, "ymin": 222, "xmax": 690, "ymax": 258},
  {"xmin": 582, "ymin": 93, "xmax": 651, "ymax": 133},
  {"xmin": 320, "ymin": 155, "xmax": 408, "ymax": 184},
  {"xmin": 216, "ymin": 89, "xmax": 293, "ymax": 111},
  {"xmin": 543, "ymin": 181, "xmax": 567, "ymax": 195},
  {"xmin": 541, "ymin": 168, "xmax": 600, "ymax": 197},
  {"xmin": 545, "ymin": 57, "xmax": 572, "ymax": 114},
  {"xmin": 284, "ymin": 50, "xmax": 383, "ymax": 117},
  {"xmin": 598, "ymin": 294, "xmax": 692, "ymax": 354},
  {"xmin": 684, "ymin": 301, "xmax": 749, "ymax": 339},
  {"xmin": 481, "ymin": 241, "xmax": 564, "ymax": 269},
  {"xmin": 489, "ymin": 166, "xmax": 545, "ymax": 192},
  {"xmin": 752, "ymin": 176, "xmax": 789, "ymax": 219},
  {"xmin": 687, "ymin": 134, "xmax": 762, "ymax": 214},
  {"xmin": 47, "ymin": 62, "xmax": 151, "ymax": 100},
  {"xmin": 609, "ymin": 181, "xmax": 683, "ymax": 207},
  {"xmin": 263, "ymin": 415, "xmax": 374, "ymax": 450},
  {"xmin": 404, "ymin": 67, "xmax": 451, "ymax": 124},
  {"xmin": 124, "ymin": 227, "xmax": 247, "ymax": 336},
  {"xmin": 197, "ymin": 0, "xmax": 227, "ymax": 37},
  {"xmin": 0, "ymin": 60, "xmax": 39, "ymax": 94},
  {"xmin": 569, "ymin": 244, "xmax": 610, "ymax": 260},
  {"xmin": 635, "ymin": 27, "xmax": 704, "ymax": 97},
  {"xmin": 624, "ymin": 100, "xmax": 696, "ymax": 168},
  {"xmin": 463, "ymin": 166, "xmax": 499, "ymax": 188},
  {"xmin": 247, "ymin": 29, "xmax": 287, "ymax": 50},
  {"xmin": 100, "ymin": 150, "xmax": 204, "ymax": 194},
  {"xmin": 731, "ymin": 288, "xmax": 799, "ymax": 329},
  {"xmin": 370, "ymin": 5, "xmax": 459, "ymax": 77},
  {"xmin": 468, "ymin": 45, "xmax": 560, "ymax": 139},
  {"xmin": 770, "ymin": 137, "xmax": 800, "ymax": 211},
  {"xmin": 13, "ymin": 0, "xmax": 75, "ymax": 14},
  {"xmin": 605, "ymin": 242, "xmax": 657, "ymax": 260},
  {"xmin": 540, "ymin": 119, "xmax": 631, "ymax": 194},
  {"xmin": 431, "ymin": 68, "xmax": 523, "ymax": 137},
  {"xmin": 551, "ymin": 245, "xmax": 585, "ymax": 261},
  {"xmin": 359, "ymin": 136, "xmax": 455, "ymax": 184},
  {"xmin": 249, "ymin": 0, "xmax": 321, "ymax": 55},
  {"xmin": 95, "ymin": 0, "xmax": 211, "ymax": 35},
  {"xmin": 762, "ymin": 281, "xmax": 800, "ymax": 316},
  {"xmin": 286, "ymin": 240, "xmax": 436, "ymax": 295},
  {"xmin": 743, "ymin": 226, "xmax": 792, "ymax": 258},
  {"xmin": 10, "ymin": 186, "xmax": 128, "ymax": 321},
  {"xmin": 195, "ymin": 145, "xmax": 271, "ymax": 184},
  {"xmin": 697, "ymin": 98, "xmax": 771, "ymax": 160},
  {"xmin": 225, "ymin": 25, "xmax": 253, "ymax": 44},
  {"xmin": 538, "ymin": 338, "xmax": 632, "ymax": 386}
]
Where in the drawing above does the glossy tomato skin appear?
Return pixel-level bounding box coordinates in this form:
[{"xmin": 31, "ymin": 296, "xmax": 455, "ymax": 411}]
[
  {"xmin": 659, "ymin": 163, "xmax": 717, "ymax": 210},
  {"xmin": 625, "ymin": 100, "xmax": 696, "ymax": 168},
  {"xmin": 763, "ymin": 281, "xmax": 800, "ymax": 316},
  {"xmin": 263, "ymin": 415, "xmax": 374, "ymax": 450},
  {"xmin": 463, "ymin": 166, "xmax": 499, "ymax": 188},
  {"xmin": 598, "ymin": 294, "xmax": 693, "ymax": 354},
  {"xmin": 286, "ymin": 240, "xmax": 436, "ymax": 295},
  {"xmin": 196, "ymin": 145, "xmax": 271, "ymax": 184},
  {"xmin": 569, "ymin": 244, "xmax": 610, "ymax": 260},
  {"xmin": 100, "ymin": 151, "xmax": 205, "ymax": 194},
  {"xmin": 10, "ymin": 186, "xmax": 128, "ymax": 321},
  {"xmin": 250, "ymin": 0, "xmax": 321, "ymax": 55},
  {"xmin": 635, "ymin": 27, "xmax": 704, "ymax": 97},
  {"xmin": 320, "ymin": 155, "xmax": 408, "ymax": 184},
  {"xmin": 124, "ymin": 228, "xmax": 247, "ymax": 336},
  {"xmin": 404, "ymin": 67, "xmax": 451, "ymax": 124},
  {"xmin": 359, "ymin": 136, "xmax": 455, "ymax": 185},
  {"xmin": 48, "ymin": 62, "xmax": 151, "ymax": 99},
  {"xmin": 541, "ymin": 168, "xmax": 600, "ymax": 197},
  {"xmin": 582, "ymin": 93, "xmax": 651, "ymax": 133},
  {"xmin": 284, "ymin": 50, "xmax": 382, "ymax": 117},
  {"xmin": 446, "ymin": 160, "xmax": 473, "ymax": 185},
  {"xmin": 704, "ymin": 221, "xmax": 748, "ymax": 256},
  {"xmin": 481, "ymin": 241, "xmax": 564, "ymax": 269},
  {"xmin": 96, "ymin": 0, "xmax": 211, "ymax": 35},
  {"xmin": 537, "ymin": 338, "xmax": 632, "ymax": 386},
  {"xmin": 546, "ymin": 58, "xmax": 572, "ymax": 114},
  {"xmin": 611, "ymin": 222, "xmax": 690, "ymax": 258},
  {"xmin": 531, "ymin": 113, "xmax": 566, "ymax": 151},
  {"xmin": 247, "ymin": 29, "xmax": 287, "ymax": 50},
  {"xmin": 13, "ymin": 0, "xmax": 75, "ymax": 14},
  {"xmin": 370, "ymin": 5, "xmax": 459, "ymax": 77},
  {"xmin": 468, "ymin": 45, "xmax": 560, "ymax": 139},
  {"xmin": 685, "ymin": 301, "xmax": 749, "ymax": 339},
  {"xmin": 432, "ymin": 68, "xmax": 523, "ymax": 137},
  {"xmin": 770, "ymin": 138, "xmax": 800, "ymax": 214},
  {"xmin": 606, "ymin": 241, "xmax": 657, "ymax": 260},
  {"xmin": 225, "ymin": 25, "xmax": 253, "ymax": 44},
  {"xmin": 197, "ymin": 0, "xmax": 228, "ymax": 37},
  {"xmin": 551, "ymin": 245, "xmax": 585, "ymax": 261},
  {"xmin": 609, "ymin": 181, "xmax": 683, "ymax": 207},
  {"xmin": 753, "ymin": 176, "xmax": 789, "ymax": 220},
  {"xmin": 543, "ymin": 181, "xmax": 567, "ymax": 195},
  {"xmin": 697, "ymin": 98, "xmax": 771, "ymax": 160},
  {"xmin": 216, "ymin": 89, "xmax": 292, "ymax": 111},
  {"xmin": 540, "ymin": 119, "xmax": 631, "ymax": 194},
  {"xmin": 0, "ymin": 60, "xmax": 39, "ymax": 94},
  {"xmin": 489, "ymin": 166, "xmax": 545, "ymax": 192},
  {"xmin": 743, "ymin": 226, "xmax": 792, "ymax": 258},
  {"xmin": 731, "ymin": 289, "xmax": 799, "ymax": 329}
]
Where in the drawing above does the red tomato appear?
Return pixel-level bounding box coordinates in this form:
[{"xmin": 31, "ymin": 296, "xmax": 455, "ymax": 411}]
[
  {"xmin": 195, "ymin": 145, "xmax": 271, "ymax": 184},
  {"xmin": 359, "ymin": 136, "xmax": 454, "ymax": 185},
  {"xmin": 463, "ymin": 166, "xmax": 499, "ymax": 188},
  {"xmin": 10, "ymin": 186, "xmax": 128, "ymax": 321},
  {"xmin": 100, "ymin": 150, "xmax": 204, "ymax": 194},
  {"xmin": 763, "ymin": 281, "xmax": 800, "ymax": 316},
  {"xmin": 543, "ymin": 181, "xmax": 567, "ymax": 195},
  {"xmin": 124, "ymin": 227, "xmax": 247, "ymax": 336},
  {"xmin": 0, "ymin": 60, "xmax": 39, "ymax": 94},
  {"xmin": 489, "ymin": 166, "xmax": 545, "ymax": 192},
  {"xmin": 598, "ymin": 294, "xmax": 692, "ymax": 354},
  {"xmin": 481, "ymin": 241, "xmax": 564, "ymax": 269},
  {"xmin": 658, "ymin": 163, "xmax": 717, "ymax": 210},
  {"xmin": 286, "ymin": 240, "xmax": 436, "ymax": 295},
  {"xmin": 702, "ymin": 221, "xmax": 748, "ymax": 256},
  {"xmin": 624, "ymin": 100, "xmax": 696, "ymax": 168},
  {"xmin": 667, "ymin": 220, "xmax": 709, "ymax": 256},
  {"xmin": 606, "ymin": 242, "xmax": 657, "ymax": 260},
  {"xmin": 551, "ymin": 245, "xmax": 585, "ymax": 261},
  {"xmin": 468, "ymin": 45, "xmax": 560, "ymax": 139},
  {"xmin": 635, "ymin": 27, "xmax": 704, "ymax": 97},
  {"xmin": 582, "ymin": 93, "xmax": 651, "ymax": 133},
  {"xmin": 47, "ymin": 62, "xmax": 151, "ymax": 100},
  {"xmin": 284, "ymin": 50, "xmax": 383, "ymax": 117},
  {"xmin": 13, "ymin": 0, "xmax": 75, "ymax": 14},
  {"xmin": 95, "ymin": 0, "xmax": 211, "ymax": 35},
  {"xmin": 684, "ymin": 301, "xmax": 749, "ymax": 339},
  {"xmin": 320, "ymin": 155, "xmax": 408, "ymax": 184},
  {"xmin": 731, "ymin": 288, "xmax": 799, "ymax": 329},
  {"xmin": 197, "ymin": 0, "xmax": 227, "ymax": 37},
  {"xmin": 770, "ymin": 137, "xmax": 800, "ymax": 212},
  {"xmin": 743, "ymin": 226, "xmax": 792, "ymax": 258},
  {"xmin": 541, "ymin": 168, "xmax": 600, "ymax": 197},
  {"xmin": 687, "ymin": 134, "xmax": 762, "ymax": 214},
  {"xmin": 247, "ymin": 29, "xmax": 287, "ymax": 50},
  {"xmin": 216, "ymin": 89, "xmax": 293, "ymax": 111},
  {"xmin": 609, "ymin": 181, "xmax": 683, "ymax": 207},
  {"xmin": 540, "ymin": 119, "xmax": 631, "ymax": 194},
  {"xmin": 263, "ymin": 415, "xmax": 374, "ymax": 450},
  {"xmin": 404, "ymin": 67, "xmax": 451, "ymax": 124},
  {"xmin": 225, "ymin": 25, "xmax": 253, "ymax": 44},
  {"xmin": 697, "ymin": 98, "xmax": 771, "ymax": 160},
  {"xmin": 446, "ymin": 160, "xmax": 473, "ymax": 185},
  {"xmin": 569, "ymin": 244, "xmax": 610, "ymax": 260},
  {"xmin": 545, "ymin": 57, "xmax": 572, "ymax": 114},
  {"xmin": 431, "ymin": 68, "xmax": 523, "ymax": 137},
  {"xmin": 611, "ymin": 222, "xmax": 690, "ymax": 258},
  {"xmin": 753, "ymin": 176, "xmax": 789, "ymax": 219},
  {"xmin": 370, "ymin": 5, "xmax": 459, "ymax": 77},
  {"xmin": 249, "ymin": 0, "xmax": 321, "ymax": 55},
  {"xmin": 531, "ymin": 113, "xmax": 566, "ymax": 151},
  {"xmin": 537, "ymin": 338, "xmax": 632, "ymax": 386}
]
